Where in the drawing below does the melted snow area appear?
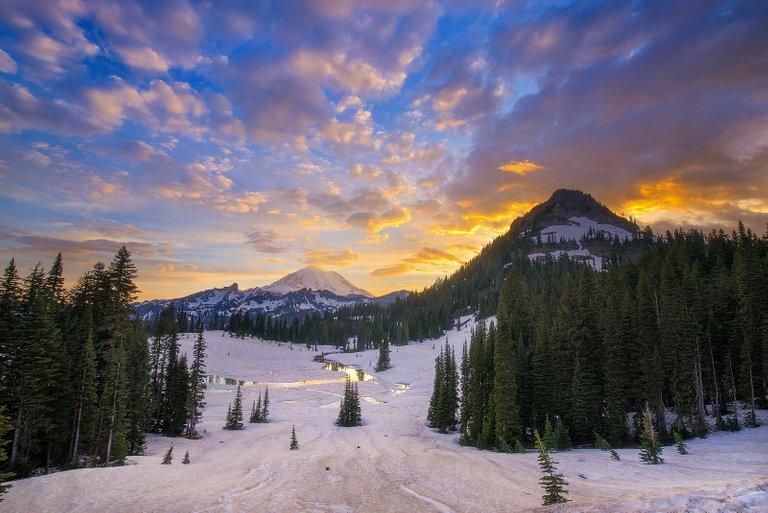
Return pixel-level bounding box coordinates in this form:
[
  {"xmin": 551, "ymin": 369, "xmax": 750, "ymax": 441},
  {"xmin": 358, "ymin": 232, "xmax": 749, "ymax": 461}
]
[
  {"xmin": 4, "ymin": 320, "xmax": 767, "ymax": 513},
  {"xmin": 528, "ymin": 217, "xmax": 636, "ymax": 270}
]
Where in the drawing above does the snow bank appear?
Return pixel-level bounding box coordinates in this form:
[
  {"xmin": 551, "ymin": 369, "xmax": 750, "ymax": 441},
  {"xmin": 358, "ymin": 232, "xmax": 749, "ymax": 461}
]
[{"xmin": 3, "ymin": 324, "xmax": 767, "ymax": 513}]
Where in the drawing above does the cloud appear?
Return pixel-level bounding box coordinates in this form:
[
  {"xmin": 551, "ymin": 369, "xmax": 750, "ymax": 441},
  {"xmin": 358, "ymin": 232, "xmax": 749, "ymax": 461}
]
[
  {"xmin": 116, "ymin": 46, "xmax": 170, "ymax": 72},
  {"xmin": 415, "ymin": 46, "xmax": 502, "ymax": 130},
  {"xmin": 347, "ymin": 206, "xmax": 411, "ymax": 233},
  {"xmin": 82, "ymin": 78, "xmax": 208, "ymax": 137},
  {"xmin": 498, "ymin": 160, "xmax": 544, "ymax": 175},
  {"xmin": 301, "ymin": 249, "xmax": 360, "ymax": 267},
  {"xmin": 440, "ymin": 0, "xmax": 768, "ymax": 234},
  {"xmin": 371, "ymin": 246, "xmax": 463, "ymax": 277},
  {"xmin": 0, "ymin": 49, "xmax": 17, "ymax": 74},
  {"xmin": 245, "ymin": 229, "xmax": 294, "ymax": 254},
  {"xmin": 23, "ymin": 149, "xmax": 51, "ymax": 167},
  {"xmin": 0, "ymin": 225, "xmax": 164, "ymax": 258}
]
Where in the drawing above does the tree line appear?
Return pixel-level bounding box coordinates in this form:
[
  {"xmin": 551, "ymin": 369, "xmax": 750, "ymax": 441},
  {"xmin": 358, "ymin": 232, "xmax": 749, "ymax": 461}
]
[
  {"xmin": 0, "ymin": 248, "xmax": 207, "ymax": 481},
  {"xmin": 431, "ymin": 224, "xmax": 767, "ymax": 450}
]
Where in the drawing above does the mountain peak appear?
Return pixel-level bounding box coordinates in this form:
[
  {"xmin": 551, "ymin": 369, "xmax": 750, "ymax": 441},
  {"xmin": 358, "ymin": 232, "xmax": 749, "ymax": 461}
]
[
  {"xmin": 510, "ymin": 188, "xmax": 638, "ymax": 235},
  {"xmin": 261, "ymin": 266, "xmax": 373, "ymax": 297}
]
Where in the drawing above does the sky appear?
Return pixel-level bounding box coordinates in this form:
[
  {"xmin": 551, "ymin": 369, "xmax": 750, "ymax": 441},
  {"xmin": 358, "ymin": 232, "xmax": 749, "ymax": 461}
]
[{"xmin": 1, "ymin": 0, "xmax": 767, "ymax": 300}]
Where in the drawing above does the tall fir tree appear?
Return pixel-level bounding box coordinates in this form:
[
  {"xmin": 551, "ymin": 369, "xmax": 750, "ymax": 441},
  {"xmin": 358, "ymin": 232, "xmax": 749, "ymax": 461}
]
[
  {"xmin": 375, "ymin": 335, "xmax": 391, "ymax": 372},
  {"xmin": 337, "ymin": 377, "xmax": 362, "ymax": 427},
  {"xmin": 224, "ymin": 386, "xmax": 244, "ymax": 430},
  {"xmin": 186, "ymin": 327, "xmax": 207, "ymax": 438},
  {"xmin": 493, "ymin": 269, "xmax": 526, "ymax": 451},
  {"xmin": 0, "ymin": 405, "xmax": 15, "ymax": 500},
  {"xmin": 261, "ymin": 387, "xmax": 270, "ymax": 423}
]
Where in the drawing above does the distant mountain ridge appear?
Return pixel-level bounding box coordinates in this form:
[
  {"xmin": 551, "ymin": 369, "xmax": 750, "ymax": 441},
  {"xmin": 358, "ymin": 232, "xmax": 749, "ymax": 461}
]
[
  {"xmin": 134, "ymin": 266, "xmax": 405, "ymax": 323},
  {"xmin": 135, "ymin": 190, "xmax": 644, "ymax": 324}
]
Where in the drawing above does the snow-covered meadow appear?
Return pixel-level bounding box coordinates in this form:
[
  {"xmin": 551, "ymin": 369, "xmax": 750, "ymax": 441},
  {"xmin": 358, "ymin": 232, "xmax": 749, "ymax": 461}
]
[{"xmin": 3, "ymin": 321, "xmax": 767, "ymax": 513}]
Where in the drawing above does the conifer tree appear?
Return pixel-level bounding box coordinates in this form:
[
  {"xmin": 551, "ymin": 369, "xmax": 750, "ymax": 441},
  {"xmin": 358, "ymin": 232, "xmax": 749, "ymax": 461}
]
[
  {"xmin": 69, "ymin": 313, "xmax": 97, "ymax": 466},
  {"xmin": 182, "ymin": 450, "xmax": 190, "ymax": 464},
  {"xmin": 535, "ymin": 431, "xmax": 569, "ymax": 506},
  {"xmin": 224, "ymin": 386, "xmax": 244, "ymax": 430},
  {"xmin": 673, "ymin": 431, "xmax": 689, "ymax": 455},
  {"xmin": 493, "ymin": 269, "xmax": 526, "ymax": 451},
  {"xmin": 0, "ymin": 258, "xmax": 21, "ymax": 406},
  {"xmin": 163, "ymin": 338, "xmax": 190, "ymax": 436},
  {"xmin": 542, "ymin": 415, "xmax": 556, "ymax": 450},
  {"xmin": 459, "ymin": 340, "xmax": 470, "ymax": 438},
  {"xmin": 161, "ymin": 445, "xmax": 173, "ymax": 464},
  {"xmin": 186, "ymin": 327, "xmax": 207, "ymax": 438},
  {"xmin": 594, "ymin": 432, "xmax": 620, "ymax": 461},
  {"xmin": 427, "ymin": 348, "xmax": 444, "ymax": 428},
  {"xmin": 375, "ymin": 335, "xmax": 391, "ymax": 372},
  {"xmin": 289, "ymin": 425, "xmax": 299, "ymax": 450},
  {"xmin": 261, "ymin": 387, "xmax": 270, "ymax": 423},
  {"xmin": 337, "ymin": 377, "xmax": 362, "ymax": 427},
  {"xmin": 553, "ymin": 417, "xmax": 571, "ymax": 451},
  {"xmin": 639, "ymin": 403, "xmax": 664, "ymax": 464},
  {"xmin": 125, "ymin": 321, "xmax": 149, "ymax": 455},
  {"xmin": 0, "ymin": 405, "xmax": 15, "ymax": 500},
  {"xmin": 250, "ymin": 392, "xmax": 262, "ymax": 423}
]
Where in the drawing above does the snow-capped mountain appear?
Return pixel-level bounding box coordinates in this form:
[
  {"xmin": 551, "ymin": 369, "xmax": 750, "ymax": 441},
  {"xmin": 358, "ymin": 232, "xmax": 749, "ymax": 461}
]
[
  {"xmin": 134, "ymin": 267, "xmax": 405, "ymax": 323},
  {"xmin": 516, "ymin": 189, "xmax": 642, "ymax": 269},
  {"xmin": 261, "ymin": 266, "xmax": 373, "ymax": 297}
]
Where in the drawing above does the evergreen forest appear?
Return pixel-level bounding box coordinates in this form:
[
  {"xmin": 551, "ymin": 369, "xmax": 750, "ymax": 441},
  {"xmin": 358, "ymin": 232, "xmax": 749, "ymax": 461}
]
[
  {"xmin": 432, "ymin": 225, "xmax": 768, "ymax": 450},
  {"xmin": 0, "ymin": 248, "xmax": 207, "ymax": 478}
]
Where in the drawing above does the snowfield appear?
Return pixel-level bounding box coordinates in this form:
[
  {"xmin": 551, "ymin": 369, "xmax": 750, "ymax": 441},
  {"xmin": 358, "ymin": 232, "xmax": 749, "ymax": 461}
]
[{"xmin": 3, "ymin": 321, "xmax": 767, "ymax": 513}]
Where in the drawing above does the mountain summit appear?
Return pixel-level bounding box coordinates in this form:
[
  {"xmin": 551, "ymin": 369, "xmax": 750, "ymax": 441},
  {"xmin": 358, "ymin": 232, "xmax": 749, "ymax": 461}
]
[
  {"xmin": 261, "ymin": 266, "xmax": 373, "ymax": 297},
  {"xmin": 510, "ymin": 189, "xmax": 638, "ymax": 236}
]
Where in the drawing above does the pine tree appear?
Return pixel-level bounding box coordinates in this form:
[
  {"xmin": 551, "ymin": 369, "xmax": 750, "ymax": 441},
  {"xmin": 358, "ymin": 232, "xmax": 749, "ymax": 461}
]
[
  {"xmin": 594, "ymin": 432, "xmax": 620, "ymax": 461},
  {"xmin": 261, "ymin": 387, "xmax": 269, "ymax": 423},
  {"xmin": 289, "ymin": 425, "xmax": 299, "ymax": 450},
  {"xmin": 553, "ymin": 417, "xmax": 571, "ymax": 451},
  {"xmin": 161, "ymin": 445, "xmax": 173, "ymax": 464},
  {"xmin": 337, "ymin": 377, "xmax": 362, "ymax": 427},
  {"xmin": 125, "ymin": 321, "xmax": 149, "ymax": 455},
  {"xmin": 182, "ymin": 450, "xmax": 190, "ymax": 464},
  {"xmin": 375, "ymin": 335, "xmax": 391, "ymax": 372},
  {"xmin": 186, "ymin": 327, "xmax": 207, "ymax": 438},
  {"xmin": 535, "ymin": 431, "xmax": 569, "ymax": 506},
  {"xmin": 163, "ymin": 336, "xmax": 190, "ymax": 436},
  {"xmin": 250, "ymin": 392, "xmax": 262, "ymax": 423},
  {"xmin": 493, "ymin": 269, "xmax": 526, "ymax": 451},
  {"xmin": 639, "ymin": 402, "xmax": 664, "ymax": 464},
  {"xmin": 427, "ymin": 348, "xmax": 444, "ymax": 428},
  {"xmin": 0, "ymin": 405, "xmax": 15, "ymax": 500},
  {"xmin": 673, "ymin": 431, "xmax": 689, "ymax": 455},
  {"xmin": 542, "ymin": 415, "xmax": 556, "ymax": 450},
  {"xmin": 224, "ymin": 386, "xmax": 244, "ymax": 430},
  {"xmin": 459, "ymin": 340, "xmax": 471, "ymax": 438},
  {"xmin": 69, "ymin": 313, "xmax": 98, "ymax": 466}
]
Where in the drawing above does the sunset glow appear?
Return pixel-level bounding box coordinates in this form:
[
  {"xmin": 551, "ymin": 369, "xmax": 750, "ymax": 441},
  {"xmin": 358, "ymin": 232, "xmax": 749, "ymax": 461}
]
[{"xmin": 1, "ymin": 1, "xmax": 766, "ymax": 299}]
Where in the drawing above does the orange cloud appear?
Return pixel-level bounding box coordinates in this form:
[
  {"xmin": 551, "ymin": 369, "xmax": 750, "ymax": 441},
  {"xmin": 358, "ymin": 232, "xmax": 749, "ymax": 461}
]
[
  {"xmin": 371, "ymin": 246, "xmax": 462, "ymax": 277},
  {"xmin": 302, "ymin": 249, "xmax": 360, "ymax": 267},
  {"xmin": 347, "ymin": 206, "xmax": 411, "ymax": 233},
  {"xmin": 498, "ymin": 159, "xmax": 544, "ymax": 175}
]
